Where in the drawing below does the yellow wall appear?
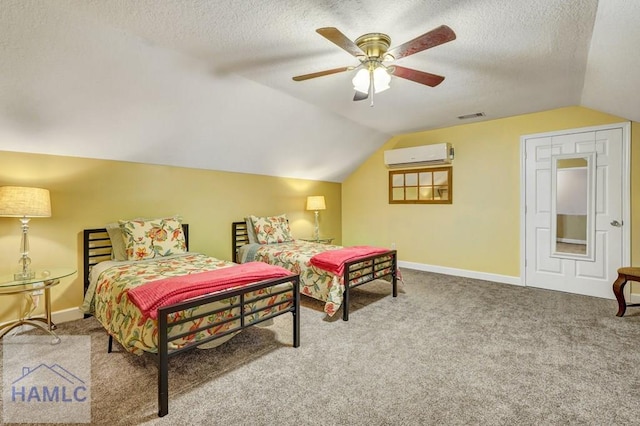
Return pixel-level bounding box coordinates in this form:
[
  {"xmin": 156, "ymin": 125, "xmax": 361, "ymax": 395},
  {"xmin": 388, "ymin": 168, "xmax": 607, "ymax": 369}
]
[
  {"xmin": 343, "ymin": 106, "xmax": 639, "ymax": 277},
  {"xmin": 0, "ymin": 152, "xmax": 341, "ymax": 322},
  {"xmin": 1, "ymin": 106, "xmax": 637, "ymax": 324}
]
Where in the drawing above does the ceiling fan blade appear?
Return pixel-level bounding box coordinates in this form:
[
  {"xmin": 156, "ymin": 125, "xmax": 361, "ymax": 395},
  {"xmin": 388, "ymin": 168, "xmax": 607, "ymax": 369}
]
[
  {"xmin": 392, "ymin": 66, "xmax": 445, "ymax": 87},
  {"xmin": 387, "ymin": 25, "xmax": 456, "ymax": 60},
  {"xmin": 292, "ymin": 66, "xmax": 351, "ymax": 81},
  {"xmin": 353, "ymin": 91, "xmax": 368, "ymax": 101},
  {"xmin": 316, "ymin": 27, "xmax": 365, "ymax": 57}
]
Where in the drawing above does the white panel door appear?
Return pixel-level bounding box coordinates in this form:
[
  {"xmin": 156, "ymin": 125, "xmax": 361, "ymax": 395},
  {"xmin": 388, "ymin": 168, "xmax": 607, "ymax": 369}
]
[{"xmin": 524, "ymin": 126, "xmax": 625, "ymax": 298}]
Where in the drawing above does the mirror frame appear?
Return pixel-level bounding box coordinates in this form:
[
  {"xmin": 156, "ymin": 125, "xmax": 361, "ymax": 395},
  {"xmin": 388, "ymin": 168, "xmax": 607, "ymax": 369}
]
[{"xmin": 550, "ymin": 152, "xmax": 595, "ymax": 261}]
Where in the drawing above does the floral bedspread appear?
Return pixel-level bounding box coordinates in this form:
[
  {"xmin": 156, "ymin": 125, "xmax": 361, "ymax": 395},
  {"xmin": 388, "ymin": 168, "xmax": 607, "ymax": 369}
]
[
  {"xmin": 82, "ymin": 253, "xmax": 294, "ymax": 355},
  {"xmin": 240, "ymin": 241, "xmax": 393, "ymax": 317}
]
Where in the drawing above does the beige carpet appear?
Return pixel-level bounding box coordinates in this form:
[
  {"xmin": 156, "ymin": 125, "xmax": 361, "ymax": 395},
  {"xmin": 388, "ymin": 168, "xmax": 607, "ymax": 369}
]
[{"xmin": 2, "ymin": 268, "xmax": 639, "ymax": 425}]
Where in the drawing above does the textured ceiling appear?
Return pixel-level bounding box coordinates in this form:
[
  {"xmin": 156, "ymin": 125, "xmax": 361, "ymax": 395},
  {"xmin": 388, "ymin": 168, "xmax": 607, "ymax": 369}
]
[{"xmin": 1, "ymin": 0, "xmax": 638, "ymax": 182}]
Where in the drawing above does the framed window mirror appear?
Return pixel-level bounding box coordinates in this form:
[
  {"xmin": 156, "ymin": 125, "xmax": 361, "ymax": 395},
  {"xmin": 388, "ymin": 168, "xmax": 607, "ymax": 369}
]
[
  {"xmin": 389, "ymin": 167, "xmax": 452, "ymax": 204},
  {"xmin": 550, "ymin": 152, "xmax": 595, "ymax": 261}
]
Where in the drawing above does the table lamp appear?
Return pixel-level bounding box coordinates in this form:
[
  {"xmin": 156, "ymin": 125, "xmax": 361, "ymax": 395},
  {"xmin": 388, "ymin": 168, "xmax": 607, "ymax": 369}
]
[
  {"xmin": 0, "ymin": 186, "xmax": 52, "ymax": 280},
  {"xmin": 306, "ymin": 195, "xmax": 326, "ymax": 241}
]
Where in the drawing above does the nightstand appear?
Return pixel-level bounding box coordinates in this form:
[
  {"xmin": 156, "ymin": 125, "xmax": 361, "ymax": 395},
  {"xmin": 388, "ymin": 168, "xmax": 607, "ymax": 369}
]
[
  {"xmin": 0, "ymin": 268, "xmax": 76, "ymax": 343},
  {"xmin": 299, "ymin": 237, "xmax": 335, "ymax": 244}
]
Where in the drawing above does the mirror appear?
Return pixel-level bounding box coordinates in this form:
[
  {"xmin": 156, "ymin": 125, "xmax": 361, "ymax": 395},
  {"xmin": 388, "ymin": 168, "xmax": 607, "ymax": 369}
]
[{"xmin": 550, "ymin": 153, "xmax": 595, "ymax": 260}]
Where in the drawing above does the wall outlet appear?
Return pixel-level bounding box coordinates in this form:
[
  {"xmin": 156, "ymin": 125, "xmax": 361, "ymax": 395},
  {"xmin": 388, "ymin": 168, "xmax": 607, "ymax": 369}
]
[
  {"xmin": 391, "ymin": 242, "xmax": 396, "ymax": 249},
  {"xmin": 31, "ymin": 281, "xmax": 44, "ymax": 296}
]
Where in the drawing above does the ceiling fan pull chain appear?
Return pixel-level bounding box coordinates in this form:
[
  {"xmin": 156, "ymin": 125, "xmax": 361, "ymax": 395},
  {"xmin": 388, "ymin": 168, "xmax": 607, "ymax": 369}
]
[{"xmin": 369, "ymin": 68, "xmax": 375, "ymax": 107}]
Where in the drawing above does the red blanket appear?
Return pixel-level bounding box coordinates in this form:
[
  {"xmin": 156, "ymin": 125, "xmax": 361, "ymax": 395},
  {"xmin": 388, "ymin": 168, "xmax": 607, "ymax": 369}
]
[
  {"xmin": 309, "ymin": 246, "xmax": 390, "ymax": 277},
  {"xmin": 127, "ymin": 262, "xmax": 293, "ymax": 320}
]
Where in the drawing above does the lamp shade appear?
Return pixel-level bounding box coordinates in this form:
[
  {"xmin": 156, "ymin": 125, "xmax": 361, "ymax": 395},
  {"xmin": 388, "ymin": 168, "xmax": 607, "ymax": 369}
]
[
  {"xmin": 306, "ymin": 195, "xmax": 326, "ymax": 211},
  {"xmin": 0, "ymin": 186, "xmax": 51, "ymax": 217}
]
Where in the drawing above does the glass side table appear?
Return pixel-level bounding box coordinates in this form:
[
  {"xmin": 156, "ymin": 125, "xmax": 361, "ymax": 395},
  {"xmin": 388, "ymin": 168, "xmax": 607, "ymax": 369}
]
[{"xmin": 0, "ymin": 268, "xmax": 76, "ymax": 344}]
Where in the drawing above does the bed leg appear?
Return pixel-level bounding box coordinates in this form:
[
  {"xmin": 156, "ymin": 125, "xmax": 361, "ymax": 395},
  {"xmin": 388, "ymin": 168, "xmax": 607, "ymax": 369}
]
[
  {"xmin": 341, "ymin": 267, "xmax": 351, "ymax": 321},
  {"xmin": 293, "ymin": 278, "xmax": 300, "ymax": 348},
  {"xmin": 342, "ymin": 285, "xmax": 350, "ymax": 321},
  {"xmin": 392, "ymin": 272, "xmax": 398, "ymax": 298},
  {"xmin": 158, "ymin": 314, "xmax": 169, "ymax": 417},
  {"xmin": 392, "ymin": 254, "xmax": 398, "ymax": 297},
  {"xmin": 107, "ymin": 335, "xmax": 113, "ymax": 353}
]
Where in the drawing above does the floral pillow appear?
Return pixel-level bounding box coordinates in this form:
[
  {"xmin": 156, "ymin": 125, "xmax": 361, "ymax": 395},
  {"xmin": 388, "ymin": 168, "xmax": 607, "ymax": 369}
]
[
  {"xmin": 250, "ymin": 214, "xmax": 293, "ymax": 244},
  {"xmin": 119, "ymin": 217, "xmax": 187, "ymax": 261}
]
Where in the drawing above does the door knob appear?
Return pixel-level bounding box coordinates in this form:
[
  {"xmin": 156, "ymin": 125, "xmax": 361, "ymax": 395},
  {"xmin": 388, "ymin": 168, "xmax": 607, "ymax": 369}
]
[{"xmin": 610, "ymin": 220, "xmax": 622, "ymax": 227}]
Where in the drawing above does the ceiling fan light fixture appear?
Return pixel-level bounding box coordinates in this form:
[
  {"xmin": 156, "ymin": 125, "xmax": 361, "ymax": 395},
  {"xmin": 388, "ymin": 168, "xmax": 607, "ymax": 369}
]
[
  {"xmin": 352, "ymin": 68, "xmax": 370, "ymax": 94},
  {"xmin": 352, "ymin": 65, "xmax": 391, "ymax": 94},
  {"xmin": 373, "ymin": 66, "xmax": 391, "ymax": 92}
]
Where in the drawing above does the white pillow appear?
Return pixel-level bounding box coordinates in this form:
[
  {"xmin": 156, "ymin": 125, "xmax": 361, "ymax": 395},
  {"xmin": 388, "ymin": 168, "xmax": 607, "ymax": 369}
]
[
  {"xmin": 245, "ymin": 217, "xmax": 258, "ymax": 244},
  {"xmin": 105, "ymin": 222, "xmax": 127, "ymax": 261}
]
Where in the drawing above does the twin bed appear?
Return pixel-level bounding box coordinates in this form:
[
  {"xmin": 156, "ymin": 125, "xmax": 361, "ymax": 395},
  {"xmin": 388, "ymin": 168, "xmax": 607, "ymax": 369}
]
[
  {"xmin": 82, "ymin": 215, "xmax": 398, "ymax": 417},
  {"xmin": 232, "ymin": 216, "xmax": 398, "ymax": 321},
  {"xmin": 82, "ymin": 219, "xmax": 300, "ymax": 417}
]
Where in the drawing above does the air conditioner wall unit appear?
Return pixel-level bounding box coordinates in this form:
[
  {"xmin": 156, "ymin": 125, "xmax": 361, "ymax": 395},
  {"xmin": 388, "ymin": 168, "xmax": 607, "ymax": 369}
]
[{"xmin": 384, "ymin": 143, "xmax": 453, "ymax": 168}]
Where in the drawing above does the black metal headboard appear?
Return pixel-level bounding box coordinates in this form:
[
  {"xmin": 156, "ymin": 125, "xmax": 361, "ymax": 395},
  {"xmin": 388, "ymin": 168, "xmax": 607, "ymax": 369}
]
[
  {"xmin": 232, "ymin": 221, "xmax": 250, "ymax": 262},
  {"xmin": 82, "ymin": 224, "xmax": 189, "ymax": 293}
]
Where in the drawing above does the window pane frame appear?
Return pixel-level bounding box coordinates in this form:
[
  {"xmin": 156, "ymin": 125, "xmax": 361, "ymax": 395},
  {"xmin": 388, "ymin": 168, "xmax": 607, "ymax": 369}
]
[{"xmin": 388, "ymin": 166, "xmax": 452, "ymax": 204}]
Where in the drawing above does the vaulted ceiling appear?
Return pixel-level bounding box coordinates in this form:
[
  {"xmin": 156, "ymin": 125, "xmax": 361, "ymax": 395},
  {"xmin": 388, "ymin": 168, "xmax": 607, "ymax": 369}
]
[{"xmin": 1, "ymin": 1, "xmax": 638, "ymax": 182}]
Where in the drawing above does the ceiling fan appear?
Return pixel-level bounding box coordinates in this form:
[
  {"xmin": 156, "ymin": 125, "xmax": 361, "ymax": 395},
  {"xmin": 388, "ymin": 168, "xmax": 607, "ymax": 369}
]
[{"xmin": 292, "ymin": 25, "xmax": 456, "ymax": 106}]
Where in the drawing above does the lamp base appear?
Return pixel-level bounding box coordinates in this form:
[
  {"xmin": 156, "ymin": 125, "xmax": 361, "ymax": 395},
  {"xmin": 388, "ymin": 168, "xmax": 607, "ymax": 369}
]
[
  {"xmin": 14, "ymin": 270, "xmax": 36, "ymax": 281},
  {"xmin": 314, "ymin": 210, "xmax": 320, "ymax": 241},
  {"xmin": 15, "ymin": 217, "xmax": 34, "ymax": 281}
]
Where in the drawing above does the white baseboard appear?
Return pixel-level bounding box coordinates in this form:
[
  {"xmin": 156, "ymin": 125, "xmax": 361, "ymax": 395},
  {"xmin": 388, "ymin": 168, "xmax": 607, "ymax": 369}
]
[
  {"xmin": 557, "ymin": 238, "xmax": 587, "ymax": 245},
  {"xmin": 629, "ymin": 288, "xmax": 640, "ymax": 304},
  {"xmin": 0, "ymin": 307, "xmax": 85, "ymax": 337},
  {"xmin": 52, "ymin": 306, "xmax": 85, "ymax": 323},
  {"xmin": 398, "ymin": 260, "xmax": 522, "ymax": 286}
]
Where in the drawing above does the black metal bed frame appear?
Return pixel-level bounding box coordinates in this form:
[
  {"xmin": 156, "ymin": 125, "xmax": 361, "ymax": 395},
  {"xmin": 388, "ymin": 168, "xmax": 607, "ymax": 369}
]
[
  {"xmin": 83, "ymin": 226, "xmax": 300, "ymax": 417},
  {"xmin": 232, "ymin": 221, "xmax": 397, "ymax": 321}
]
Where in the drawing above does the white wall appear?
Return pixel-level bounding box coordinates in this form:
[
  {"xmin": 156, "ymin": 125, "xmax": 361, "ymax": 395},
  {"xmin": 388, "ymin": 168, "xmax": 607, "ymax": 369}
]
[{"xmin": 0, "ymin": 1, "xmax": 389, "ymax": 183}]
